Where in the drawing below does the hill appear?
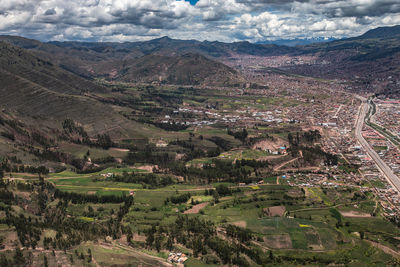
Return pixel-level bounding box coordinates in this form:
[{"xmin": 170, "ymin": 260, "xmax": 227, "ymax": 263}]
[
  {"xmin": 0, "ymin": 41, "xmax": 105, "ymax": 94},
  {"xmin": 0, "ymin": 36, "xmax": 249, "ymax": 86},
  {"xmin": 280, "ymin": 25, "xmax": 400, "ymax": 96},
  {"xmin": 49, "ymin": 36, "xmax": 299, "ymax": 58},
  {"xmin": 356, "ymin": 25, "xmax": 400, "ymax": 40},
  {"xmin": 301, "ymin": 24, "xmax": 400, "ymax": 58},
  {"xmin": 0, "ymin": 42, "xmax": 160, "ymax": 142},
  {"xmin": 91, "ymin": 53, "xmax": 244, "ymax": 86}
]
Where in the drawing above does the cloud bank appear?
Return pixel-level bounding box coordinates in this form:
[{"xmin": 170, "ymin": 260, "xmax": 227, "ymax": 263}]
[{"xmin": 0, "ymin": 0, "xmax": 399, "ymax": 42}]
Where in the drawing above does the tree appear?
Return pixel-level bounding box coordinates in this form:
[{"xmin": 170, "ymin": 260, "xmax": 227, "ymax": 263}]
[
  {"xmin": 192, "ymin": 236, "xmax": 203, "ymax": 257},
  {"xmin": 154, "ymin": 234, "xmax": 162, "ymax": 252},
  {"xmin": 96, "ymin": 134, "xmax": 113, "ymax": 149},
  {"xmin": 212, "ymin": 190, "xmax": 220, "ymax": 204},
  {"xmin": 127, "ymin": 231, "xmax": 133, "ymax": 244},
  {"xmin": 14, "ymin": 248, "xmax": 25, "ymax": 265},
  {"xmin": 146, "ymin": 230, "xmax": 154, "ymax": 248},
  {"xmin": 0, "ymin": 169, "xmax": 4, "ymax": 188},
  {"xmin": 166, "ymin": 235, "xmax": 174, "ymax": 250},
  {"xmin": 0, "ymin": 254, "xmax": 8, "ymax": 267},
  {"xmin": 269, "ymin": 250, "xmax": 274, "ymax": 261},
  {"xmin": 216, "ymin": 184, "xmax": 231, "ymax": 196},
  {"xmin": 288, "ymin": 133, "xmax": 294, "ymax": 145},
  {"xmin": 87, "ymin": 249, "xmax": 92, "ymax": 262},
  {"xmin": 38, "ymin": 173, "xmax": 44, "ymax": 185}
]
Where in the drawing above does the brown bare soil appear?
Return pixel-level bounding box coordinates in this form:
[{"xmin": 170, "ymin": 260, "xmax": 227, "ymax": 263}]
[
  {"xmin": 340, "ymin": 210, "xmax": 372, "ymax": 218},
  {"xmin": 14, "ymin": 191, "xmax": 32, "ymax": 200},
  {"xmin": 3, "ymin": 231, "xmax": 19, "ymax": 250},
  {"xmin": 136, "ymin": 165, "xmax": 157, "ymax": 172},
  {"xmin": 109, "ymin": 147, "xmax": 130, "ymax": 152},
  {"xmin": 132, "ymin": 235, "xmax": 147, "ymax": 242},
  {"xmin": 232, "ymin": 221, "xmax": 247, "ymax": 228},
  {"xmin": 366, "ymin": 240, "xmax": 400, "ymax": 259},
  {"xmin": 184, "ymin": 202, "xmax": 209, "ymax": 214},
  {"xmin": 286, "ymin": 189, "xmax": 303, "ymax": 198},
  {"xmin": 175, "ymin": 153, "xmax": 185, "ymax": 160},
  {"xmin": 252, "ymin": 138, "xmax": 287, "ymax": 151},
  {"xmin": 263, "ymin": 206, "xmax": 286, "ymax": 217},
  {"xmin": 264, "ymin": 234, "xmax": 293, "ymax": 249}
]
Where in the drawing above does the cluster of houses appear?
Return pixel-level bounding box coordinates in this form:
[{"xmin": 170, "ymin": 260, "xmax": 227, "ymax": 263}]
[
  {"xmin": 157, "ymin": 102, "xmax": 294, "ymax": 128},
  {"xmin": 167, "ymin": 252, "xmax": 188, "ymax": 264},
  {"xmin": 374, "ymin": 100, "xmax": 400, "ymax": 137},
  {"xmin": 100, "ymin": 172, "xmax": 114, "ymax": 178}
]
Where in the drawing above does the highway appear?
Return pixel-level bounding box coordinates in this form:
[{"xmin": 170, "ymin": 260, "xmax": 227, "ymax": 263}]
[{"xmin": 355, "ymin": 98, "xmax": 400, "ymax": 192}]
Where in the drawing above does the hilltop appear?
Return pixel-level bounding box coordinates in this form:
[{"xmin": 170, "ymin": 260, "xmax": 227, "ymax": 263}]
[{"xmin": 356, "ymin": 25, "xmax": 400, "ymax": 40}]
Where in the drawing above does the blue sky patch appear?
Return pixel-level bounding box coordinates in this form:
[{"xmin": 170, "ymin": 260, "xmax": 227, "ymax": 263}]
[{"xmin": 184, "ymin": 0, "xmax": 199, "ymax": 6}]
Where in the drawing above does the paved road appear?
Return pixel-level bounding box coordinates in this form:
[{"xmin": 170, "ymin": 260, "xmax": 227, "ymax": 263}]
[{"xmin": 355, "ymin": 99, "xmax": 400, "ymax": 192}]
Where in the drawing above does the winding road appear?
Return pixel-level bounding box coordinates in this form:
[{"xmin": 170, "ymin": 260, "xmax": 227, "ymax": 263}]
[{"xmin": 355, "ymin": 98, "xmax": 400, "ymax": 192}]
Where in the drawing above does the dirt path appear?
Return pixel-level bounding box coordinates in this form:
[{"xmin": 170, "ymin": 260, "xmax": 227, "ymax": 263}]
[
  {"xmin": 184, "ymin": 202, "xmax": 209, "ymax": 214},
  {"xmin": 257, "ymin": 154, "xmax": 286, "ymax": 161},
  {"xmin": 52, "ymin": 183, "xmax": 283, "ymax": 193},
  {"xmin": 112, "ymin": 241, "xmax": 173, "ymax": 267},
  {"xmin": 4, "ymin": 177, "xmax": 34, "ymax": 181},
  {"xmin": 334, "ymin": 104, "xmax": 343, "ymax": 117},
  {"xmin": 290, "ymin": 200, "xmax": 372, "ymax": 213},
  {"xmin": 54, "ymin": 184, "xmax": 137, "ymax": 191},
  {"xmin": 273, "ymin": 157, "xmax": 299, "ymax": 171},
  {"xmin": 109, "ymin": 147, "xmax": 130, "ymax": 152},
  {"xmin": 47, "ymin": 175, "xmax": 92, "ymax": 180},
  {"xmin": 280, "ymin": 166, "xmax": 320, "ymax": 172},
  {"xmin": 91, "ymin": 256, "xmax": 100, "ymax": 267},
  {"xmin": 366, "ymin": 240, "xmax": 400, "ymax": 259},
  {"xmin": 373, "ymin": 198, "xmax": 379, "ymax": 214}
]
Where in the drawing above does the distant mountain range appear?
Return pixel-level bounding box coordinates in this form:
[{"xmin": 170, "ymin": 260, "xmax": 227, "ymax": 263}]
[
  {"xmin": 257, "ymin": 37, "xmax": 337, "ymax": 47},
  {"xmin": 0, "ymin": 24, "xmax": 399, "ymax": 92},
  {"xmin": 1, "ymin": 25, "xmax": 399, "ymax": 64}
]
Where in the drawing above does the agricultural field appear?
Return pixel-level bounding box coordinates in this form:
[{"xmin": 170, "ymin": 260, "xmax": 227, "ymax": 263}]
[{"xmin": 2, "ymin": 166, "xmax": 396, "ymax": 266}]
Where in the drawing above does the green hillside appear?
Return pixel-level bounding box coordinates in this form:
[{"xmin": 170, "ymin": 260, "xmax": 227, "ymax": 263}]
[{"xmin": 108, "ymin": 53, "xmax": 244, "ymax": 86}]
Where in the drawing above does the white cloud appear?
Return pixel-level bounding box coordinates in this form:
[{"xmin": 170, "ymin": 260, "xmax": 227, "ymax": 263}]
[{"xmin": 0, "ymin": 0, "xmax": 399, "ymax": 42}]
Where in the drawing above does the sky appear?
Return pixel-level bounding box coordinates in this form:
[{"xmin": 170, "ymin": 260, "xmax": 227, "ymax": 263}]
[{"xmin": 0, "ymin": 0, "xmax": 400, "ymax": 43}]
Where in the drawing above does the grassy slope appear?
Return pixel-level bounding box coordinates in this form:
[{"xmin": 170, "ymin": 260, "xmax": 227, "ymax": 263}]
[
  {"xmin": 95, "ymin": 53, "xmax": 245, "ymax": 86},
  {"xmin": 0, "ymin": 42, "xmax": 168, "ymax": 140}
]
